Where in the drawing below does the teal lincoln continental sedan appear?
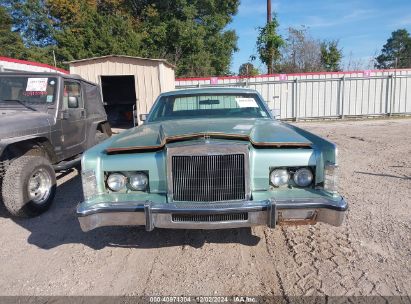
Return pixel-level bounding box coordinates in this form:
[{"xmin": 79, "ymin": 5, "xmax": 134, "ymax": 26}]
[{"xmin": 76, "ymin": 88, "xmax": 347, "ymax": 232}]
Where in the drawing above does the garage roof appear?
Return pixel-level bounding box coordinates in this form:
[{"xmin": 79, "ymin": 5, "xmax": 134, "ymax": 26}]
[{"xmin": 66, "ymin": 55, "xmax": 175, "ymax": 69}]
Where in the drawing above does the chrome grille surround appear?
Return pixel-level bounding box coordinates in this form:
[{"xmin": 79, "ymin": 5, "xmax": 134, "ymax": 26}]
[{"xmin": 166, "ymin": 143, "xmax": 250, "ymax": 202}]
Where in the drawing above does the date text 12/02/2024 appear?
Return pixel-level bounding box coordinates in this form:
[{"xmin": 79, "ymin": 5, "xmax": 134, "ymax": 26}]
[{"xmin": 148, "ymin": 296, "xmax": 257, "ymax": 303}]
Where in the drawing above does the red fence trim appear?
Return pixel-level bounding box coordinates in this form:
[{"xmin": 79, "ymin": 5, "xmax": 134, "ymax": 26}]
[
  {"xmin": 0, "ymin": 56, "xmax": 69, "ymax": 74},
  {"xmin": 176, "ymin": 68, "xmax": 411, "ymax": 82}
]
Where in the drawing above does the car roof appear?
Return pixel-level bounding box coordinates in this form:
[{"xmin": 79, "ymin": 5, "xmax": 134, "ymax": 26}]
[{"xmin": 160, "ymin": 87, "xmax": 259, "ymax": 97}]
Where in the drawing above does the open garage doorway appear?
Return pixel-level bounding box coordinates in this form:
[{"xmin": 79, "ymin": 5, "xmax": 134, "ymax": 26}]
[{"xmin": 101, "ymin": 75, "xmax": 137, "ymax": 128}]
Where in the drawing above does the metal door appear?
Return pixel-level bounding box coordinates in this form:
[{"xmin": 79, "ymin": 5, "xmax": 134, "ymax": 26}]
[{"xmin": 60, "ymin": 81, "xmax": 87, "ymax": 156}]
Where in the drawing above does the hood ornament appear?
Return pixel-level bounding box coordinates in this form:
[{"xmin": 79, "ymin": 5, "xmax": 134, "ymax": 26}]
[{"xmin": 204, "ymin": 133, "xmax": 210, "ymax": 143}]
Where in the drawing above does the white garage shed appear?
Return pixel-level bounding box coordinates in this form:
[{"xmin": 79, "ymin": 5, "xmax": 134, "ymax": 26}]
[{"xmin": 67, "ymin": 55, "xmax": 175, "ymax": 127}]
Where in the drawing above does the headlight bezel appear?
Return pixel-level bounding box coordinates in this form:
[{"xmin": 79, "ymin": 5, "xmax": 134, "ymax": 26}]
[
  {"xmin": 269, "ymin": 167, "xmax": 315, "ymax": 188},
  {"xmin": 105, "ymin": 171, "xmax": 150, "ymax": 192}
]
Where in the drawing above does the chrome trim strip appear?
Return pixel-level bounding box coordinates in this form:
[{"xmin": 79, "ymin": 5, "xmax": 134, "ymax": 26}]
[{"xmin": 151, "ymin": 201, "xmax": 270, "ymax": 213}]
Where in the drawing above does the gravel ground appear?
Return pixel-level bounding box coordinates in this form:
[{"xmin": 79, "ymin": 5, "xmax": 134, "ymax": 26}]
[{"xmin": 0, "ymin": 118, "xmax": 410, "ymax": 297}]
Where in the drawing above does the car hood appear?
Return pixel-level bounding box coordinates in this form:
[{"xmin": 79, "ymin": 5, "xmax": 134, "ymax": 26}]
[
  {"xmin": 0, "ymin": 110, "xmax": 52, "ymax": 139},
  {"xmin": 106, "ymin": 118, "xmax": 312, "ymax": 153}
]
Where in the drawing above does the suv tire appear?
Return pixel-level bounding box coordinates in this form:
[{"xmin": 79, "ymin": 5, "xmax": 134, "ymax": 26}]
[{"xmin": 1, "ymin": 155, "xmax": 56, "ymax": 217}]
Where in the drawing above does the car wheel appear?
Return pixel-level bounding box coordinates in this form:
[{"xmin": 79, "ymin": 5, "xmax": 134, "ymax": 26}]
[
  {"xmin": 1, "ymin": 155, "xmax": 56, "ymax": 217},
  {"xmin": 95, "ymin": 130, "xmax": 109, "ymax": 145}
]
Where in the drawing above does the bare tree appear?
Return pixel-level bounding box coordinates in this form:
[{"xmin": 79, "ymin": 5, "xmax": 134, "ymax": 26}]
[
  {"xmin": 344, "ymin": 51, "xmax": 366, "ymax": 71},
  {"xmin": 278, "ymin": 26, "xmax": 323, "ymax": 73}
]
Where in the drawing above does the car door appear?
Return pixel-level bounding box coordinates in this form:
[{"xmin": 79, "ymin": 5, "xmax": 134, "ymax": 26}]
[{"xmin": 60, "ymin": 80, "xmax": 87, "ymax": 156}]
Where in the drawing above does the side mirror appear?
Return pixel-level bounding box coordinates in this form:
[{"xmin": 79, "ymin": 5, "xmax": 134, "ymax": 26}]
[
  {"xmin": 68, "ymin": 96, "xmax": 79, "ymax": 108},
  {"xmin": 271, "ymin": 109, "xmax": 281, "ymax": 119},
  {"xmin": 139, "ymin": 114, "xmax": 148, "ymax": 122}
]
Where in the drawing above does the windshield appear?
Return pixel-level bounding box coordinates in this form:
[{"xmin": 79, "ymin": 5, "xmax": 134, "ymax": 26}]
[
  {"xmin": 148, "ymin": 93, "xmax": 270, "ymax": 122},
  {"xmin": 0, "ymin": 76, "xmax": 58, "ymax": 106}
]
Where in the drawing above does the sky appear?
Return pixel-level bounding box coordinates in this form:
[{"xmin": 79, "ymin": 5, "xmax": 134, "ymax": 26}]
[{"xmin": 228, "ymin": 0, "xmax": 411, "ymax": 74}]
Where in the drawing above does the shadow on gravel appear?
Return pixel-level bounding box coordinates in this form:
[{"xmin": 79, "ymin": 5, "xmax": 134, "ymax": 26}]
[
  {"xmin": 0, "ymin": 200, "xmax": 10, "ymax": 218},
  {"xmin": 355, "ymin": 171, "xmax": 411, "ymax": 180},
  {"xmin": 6, "ymin": 171, "xmax": 261, "ymax": 250}
]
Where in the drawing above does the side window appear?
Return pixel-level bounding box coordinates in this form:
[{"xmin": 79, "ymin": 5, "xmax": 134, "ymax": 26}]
[{"xmin": 63, "ymin": 81, "xmax": 83, "ymax": 109}]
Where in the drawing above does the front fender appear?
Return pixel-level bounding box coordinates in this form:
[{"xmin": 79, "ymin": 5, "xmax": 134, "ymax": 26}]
[{"xmin": 0, "ymin": 135, "xmax": 54, "ymax": 161}]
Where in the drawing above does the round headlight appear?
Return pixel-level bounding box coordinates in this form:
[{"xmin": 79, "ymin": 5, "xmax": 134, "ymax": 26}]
[
  {"xmin": 293, "ymin": 168, "xmax": 313, "ymax": 187},
  {"xmin": 270, "ymin": 169, "xmax": 290, "ymax": 187},
  {"xmin": 107, "ymin": 173, "xmax": 127, "ymax": 191},
  {"xmin": 129, "ymin": 173, "xmax": 148, "ymax": 191}
]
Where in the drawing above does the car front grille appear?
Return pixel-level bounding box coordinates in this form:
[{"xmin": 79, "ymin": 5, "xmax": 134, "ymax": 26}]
[
  {"xmin": 171, "ymin": 154, "xmax": 246, "ymax": 202},
  {"xmin": 172, "ymin": 213, "xmax": 248, "ymax": 223}
]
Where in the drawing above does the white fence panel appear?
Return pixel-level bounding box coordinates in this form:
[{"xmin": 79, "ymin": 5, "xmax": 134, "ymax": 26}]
[{"xmin": 176, "ymin": 69, "xmax": 411, "ymax": 120}]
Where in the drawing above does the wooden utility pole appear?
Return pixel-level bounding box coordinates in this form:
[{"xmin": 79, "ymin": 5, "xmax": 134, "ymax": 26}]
[
  {"xmin": 267, "ymin": 0, "xmax": 272, "ymax": 23},
  {"xmin": 52, "ymin": 50, "xmax": 57, "ymax": 67}
]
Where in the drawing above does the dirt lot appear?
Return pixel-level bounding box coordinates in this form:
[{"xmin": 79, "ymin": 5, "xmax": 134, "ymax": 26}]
[{"xmin": 0, "ymin": 118, "xmax": 410, "ymax": 297}]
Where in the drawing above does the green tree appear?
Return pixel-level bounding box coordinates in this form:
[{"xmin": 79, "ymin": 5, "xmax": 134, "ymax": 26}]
[
  {"xmin": 3, "ymin": 0, "xmax": 144, "ymax": 67},
  {"xmin": 0, "ymin": 4, "xmax": 55, "ymax": 65},
  {"xmin": 256, "ymin": 14, "xmax": 284, "ymax": 74},
  {"xmin": 135, "ymin": 0, "xmax": 239, "ymax": 77},
  {"xmin": 3, "ymin": 0, "xmax": 240, "ymax": 75},
  {"xmin": 0, "ymin": 6, "xmax": 27, "ymax": 58},
  {"xmin": 2, "ymin": 0, "xmax": 55, "ymax": 47},
  {"xmin": 238, "ymin": 62, "xmax": 259, "ymax": 76},
  {"xmin": 320, "ymin": 40, "xmax": 342, "ymax": 71},
  {"xmin": 54, "ymin": 5, "xmax": 143, "ymax": 63},
  {"xmin": 375, "ymin": 29, "xmax": 411, "ymax": 69}
]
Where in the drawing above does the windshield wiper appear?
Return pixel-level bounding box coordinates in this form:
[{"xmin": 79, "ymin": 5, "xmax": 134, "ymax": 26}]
[{"xmin": 1, "ymin": 99, "xmax": 37, "ymax": 111}]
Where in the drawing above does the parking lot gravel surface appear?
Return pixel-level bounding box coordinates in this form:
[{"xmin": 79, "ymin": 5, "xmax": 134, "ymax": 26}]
[{"xmin": 0, "ymin": 118, "xmax": 410, "ymax": 297}]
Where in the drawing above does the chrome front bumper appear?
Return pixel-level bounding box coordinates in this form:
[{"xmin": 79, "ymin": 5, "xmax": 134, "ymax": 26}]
[{"xmin": 76, "ymin": 197, "xmax": 348, "ymax": 232}]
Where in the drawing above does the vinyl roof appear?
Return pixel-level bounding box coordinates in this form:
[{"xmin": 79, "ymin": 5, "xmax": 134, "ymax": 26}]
[
  {"xmin": 66, "ymin": 55, "xmax": 175, "ymax": 69},
  {"xmin": 161, "ymin": 87, "xmax": 259, "ymax": 96}
]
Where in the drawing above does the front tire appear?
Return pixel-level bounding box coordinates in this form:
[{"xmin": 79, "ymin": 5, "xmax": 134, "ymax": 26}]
[{"xmin": 1, "ymin": 155, "xmax": 56, "ymax": 217}]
